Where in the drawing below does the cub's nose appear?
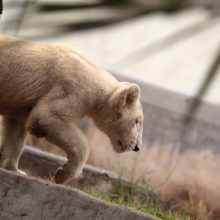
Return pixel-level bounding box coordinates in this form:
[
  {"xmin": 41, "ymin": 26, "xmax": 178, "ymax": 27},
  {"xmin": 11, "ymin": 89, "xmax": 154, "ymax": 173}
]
[{"xmin": 133, "ymin": 145, "xmax": 140, "ymax": 152}]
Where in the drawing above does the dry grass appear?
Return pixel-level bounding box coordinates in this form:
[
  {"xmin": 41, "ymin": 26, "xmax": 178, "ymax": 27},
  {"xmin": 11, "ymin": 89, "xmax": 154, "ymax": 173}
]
[{"xmin": 85, "ymin": 121, "xmax": 220, "ymax": 220}]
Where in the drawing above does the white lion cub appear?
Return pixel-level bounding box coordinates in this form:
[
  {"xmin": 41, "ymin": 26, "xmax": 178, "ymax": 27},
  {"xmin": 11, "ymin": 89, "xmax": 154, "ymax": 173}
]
[{"xmin": 0, "ymin": 35, "xmax": 143, "ymax": 184}]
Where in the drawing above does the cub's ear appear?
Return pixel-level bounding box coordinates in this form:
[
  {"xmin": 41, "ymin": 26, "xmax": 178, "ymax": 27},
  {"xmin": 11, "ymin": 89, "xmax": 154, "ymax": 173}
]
[{"xmin": 114, "ymin": 83, "xmax": 140, "ymax": 112}]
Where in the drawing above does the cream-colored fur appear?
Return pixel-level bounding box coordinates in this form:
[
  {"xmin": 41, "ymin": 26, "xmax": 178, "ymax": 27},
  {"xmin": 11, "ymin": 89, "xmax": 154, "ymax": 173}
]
[{"xmin": 0, "ymin": 34, "xmax": 143, "ymax": 184}]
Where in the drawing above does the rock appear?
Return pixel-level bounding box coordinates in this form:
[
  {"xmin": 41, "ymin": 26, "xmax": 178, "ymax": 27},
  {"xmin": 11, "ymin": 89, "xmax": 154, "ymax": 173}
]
[{"xmin": 0, "ymin": 168, "xmax": 157, "ymax": 220}]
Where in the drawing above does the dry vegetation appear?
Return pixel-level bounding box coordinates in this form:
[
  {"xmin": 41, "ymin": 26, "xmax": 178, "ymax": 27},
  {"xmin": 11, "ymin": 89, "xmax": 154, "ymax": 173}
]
[
  {"xmin": 1, "ymin": 117, "xmax": 220, "ymax": 219},
  {"xmin": 85, "ymin": 120, "xmax": 220, "ymax": 220}
]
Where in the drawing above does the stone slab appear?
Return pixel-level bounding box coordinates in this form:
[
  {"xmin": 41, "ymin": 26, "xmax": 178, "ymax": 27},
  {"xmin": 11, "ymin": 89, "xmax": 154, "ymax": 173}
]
[{"xmin": 0, "ymin": 168, "xmax": 158, "ymax": 220}]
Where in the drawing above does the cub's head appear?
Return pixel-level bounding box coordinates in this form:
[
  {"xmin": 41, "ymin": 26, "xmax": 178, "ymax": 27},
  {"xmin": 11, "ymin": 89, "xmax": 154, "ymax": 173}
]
[{"xmin": 95, "ymin": 82, "xmax": 143, "ymax": 153}]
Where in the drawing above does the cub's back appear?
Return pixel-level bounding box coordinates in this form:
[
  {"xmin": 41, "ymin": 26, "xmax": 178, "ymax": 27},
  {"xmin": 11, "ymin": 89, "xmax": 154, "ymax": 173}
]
[{"xmin": 0, "ymin": 35, "xmax": 55, "ymax": 114}]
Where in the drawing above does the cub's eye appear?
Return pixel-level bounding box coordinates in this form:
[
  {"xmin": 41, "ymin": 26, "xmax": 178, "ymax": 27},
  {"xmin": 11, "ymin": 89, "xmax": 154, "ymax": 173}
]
[{"xmin": 135, "ymin": 119, "xmax": 139, "ymax": 124}]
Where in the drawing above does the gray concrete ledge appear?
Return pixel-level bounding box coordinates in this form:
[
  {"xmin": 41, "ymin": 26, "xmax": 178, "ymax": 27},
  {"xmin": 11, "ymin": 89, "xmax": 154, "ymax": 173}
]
[
  {"xmin": 112, "ymin": 72, "xmax": 220, "ymax": 151},
  {"xmin": 20, "ymin": 146, "xmax": 123, "ymax": 192},
  {"xmin": 112, "ymin": 71, "xmax": 220, "ymax": 127},
  {"xmin": 0, "ymin": 168, "xmax": 158, "ymax": 220}
]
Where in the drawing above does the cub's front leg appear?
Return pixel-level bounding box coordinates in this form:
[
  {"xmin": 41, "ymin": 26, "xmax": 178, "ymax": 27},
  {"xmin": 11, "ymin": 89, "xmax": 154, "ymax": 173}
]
[
  {"xmin": 26, "ymin": 106, "xmax": 90, "ymax": 184},
  {"xmin": 0, "ymin": 116, "xmax": 27, "ymax": 175},
  {"xmin": 52, "ymin": 123, "xmax": 90, "ymax": 184}
]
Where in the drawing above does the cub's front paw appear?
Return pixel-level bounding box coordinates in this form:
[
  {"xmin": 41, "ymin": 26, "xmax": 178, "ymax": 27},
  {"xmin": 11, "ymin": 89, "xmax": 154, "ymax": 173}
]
[
  {"xmin": 54, "ymin": 165, "xmax": 70, "ymax": 184},
  {"xmin": 54, "ymin": 167, "xmax": 68, "ymax": 184},
  {"xmin": 18, "ymin": 169, "xmax": 27, "ymax": 176},
  {"xmin": 54, "ymin": 163, "xmax": 83, "ymax": 184}
]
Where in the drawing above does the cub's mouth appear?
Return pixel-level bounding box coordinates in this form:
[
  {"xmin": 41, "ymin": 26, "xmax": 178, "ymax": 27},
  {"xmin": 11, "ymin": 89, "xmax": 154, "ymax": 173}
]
[
  {"xmin": 117, "ymin": 140, "xmax": 126, "ymax": 152},
  {"xmin": 117, "ymin": 140, "xmax": 140, "ymax": 152}
]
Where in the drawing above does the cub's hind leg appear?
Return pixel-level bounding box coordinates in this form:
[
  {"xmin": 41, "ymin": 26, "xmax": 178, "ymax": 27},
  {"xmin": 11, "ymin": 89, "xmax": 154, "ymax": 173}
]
[{"xmin": 0, "ymin": 116, "xmax": 27, "ymax": 175}]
